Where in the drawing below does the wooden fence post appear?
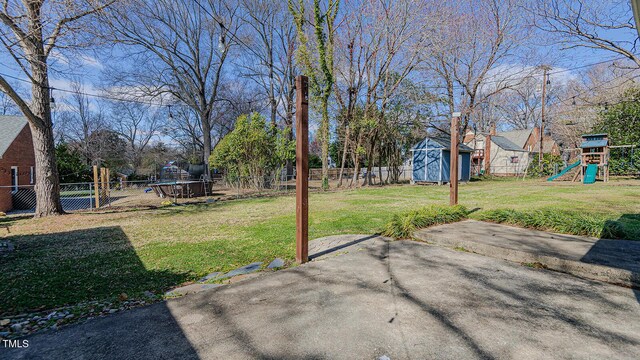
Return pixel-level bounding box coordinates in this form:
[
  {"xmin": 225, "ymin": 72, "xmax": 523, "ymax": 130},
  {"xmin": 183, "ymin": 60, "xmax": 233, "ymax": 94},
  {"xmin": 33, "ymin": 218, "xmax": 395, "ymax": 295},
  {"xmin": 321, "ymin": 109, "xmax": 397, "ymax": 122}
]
[
  {"xmin": 93, "ymin": 165, "xmax": 100, "ymax": 208},
  {"xmin": 450, "ymin": 112, "xmax": 460, "ymax": 206},
  {"xmin": 295, "ymin": 75, "xmax": 309, "ymax": 264}
]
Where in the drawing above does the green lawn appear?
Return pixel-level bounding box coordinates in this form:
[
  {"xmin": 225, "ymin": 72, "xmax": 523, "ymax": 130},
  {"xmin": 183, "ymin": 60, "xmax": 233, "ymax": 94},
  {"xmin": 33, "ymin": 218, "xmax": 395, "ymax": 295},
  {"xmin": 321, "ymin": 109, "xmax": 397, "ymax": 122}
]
[{"xmin": 1, "ymin": 178, "xmax": 640, "ymax": 315}]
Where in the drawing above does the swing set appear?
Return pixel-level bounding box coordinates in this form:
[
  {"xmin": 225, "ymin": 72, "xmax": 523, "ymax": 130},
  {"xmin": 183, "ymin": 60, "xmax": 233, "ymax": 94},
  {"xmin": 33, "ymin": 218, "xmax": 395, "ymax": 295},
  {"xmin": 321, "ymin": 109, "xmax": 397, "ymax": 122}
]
[{"xmin": 609, "ymin": 144, "xmax": 637, "ymax": 174}]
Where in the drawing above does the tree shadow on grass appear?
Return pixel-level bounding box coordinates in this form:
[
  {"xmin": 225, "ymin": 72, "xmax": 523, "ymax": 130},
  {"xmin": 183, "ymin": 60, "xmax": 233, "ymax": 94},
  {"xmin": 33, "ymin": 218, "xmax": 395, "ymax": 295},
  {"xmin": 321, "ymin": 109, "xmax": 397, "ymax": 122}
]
[
  {"xmin": 0, "ymin": 226, "xmax": 195, "ymax": 315},
  {"xmin": 1, "ymin": 226, "xmax": 201, "ymax": 359}
]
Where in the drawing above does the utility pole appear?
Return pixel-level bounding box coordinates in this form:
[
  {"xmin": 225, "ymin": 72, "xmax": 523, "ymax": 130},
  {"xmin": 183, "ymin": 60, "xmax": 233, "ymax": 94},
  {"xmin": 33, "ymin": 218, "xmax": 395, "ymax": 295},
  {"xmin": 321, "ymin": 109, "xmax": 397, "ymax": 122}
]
[
  {"xmin": 295, "ymin": 76, "xmax": 309, "ymax": 264},
  {"xmin": 539, "ymin": 65, "xmax": 551, "ymax": 171}
]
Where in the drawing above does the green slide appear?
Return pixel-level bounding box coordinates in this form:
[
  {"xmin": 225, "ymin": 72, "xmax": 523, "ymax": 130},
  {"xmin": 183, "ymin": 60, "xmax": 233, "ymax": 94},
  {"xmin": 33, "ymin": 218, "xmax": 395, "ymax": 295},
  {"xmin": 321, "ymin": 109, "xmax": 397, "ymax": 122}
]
[
  {"xmin": 547, "ymin": 160, "xmax": 580, "ymax": 181},
  {"xmin": 583, "ymin": 164, "xmax": 598, "ymax": 184}
]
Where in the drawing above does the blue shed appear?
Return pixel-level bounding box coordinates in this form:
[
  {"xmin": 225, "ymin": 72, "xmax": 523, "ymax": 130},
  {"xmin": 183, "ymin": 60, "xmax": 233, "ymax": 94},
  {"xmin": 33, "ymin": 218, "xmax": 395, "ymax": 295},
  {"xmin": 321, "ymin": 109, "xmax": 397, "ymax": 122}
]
[{"xmin": 411, "ymin": 137, "xmax": 473, "ymax": 184}]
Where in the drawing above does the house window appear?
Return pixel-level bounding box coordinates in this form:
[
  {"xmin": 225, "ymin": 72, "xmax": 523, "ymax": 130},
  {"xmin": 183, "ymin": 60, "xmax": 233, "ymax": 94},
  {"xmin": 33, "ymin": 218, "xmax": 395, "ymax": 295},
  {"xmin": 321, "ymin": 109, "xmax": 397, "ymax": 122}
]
[
  {"xmin": 30, "ymin": 166, "xmax": 34, "ymax": 184},
  {"xmin": 510, "ymin": 156, "xmax": 519, "ymax": 164},
  {"xmin": 10, "ymin": 166, "xmax": 18, "ymax": 193}
]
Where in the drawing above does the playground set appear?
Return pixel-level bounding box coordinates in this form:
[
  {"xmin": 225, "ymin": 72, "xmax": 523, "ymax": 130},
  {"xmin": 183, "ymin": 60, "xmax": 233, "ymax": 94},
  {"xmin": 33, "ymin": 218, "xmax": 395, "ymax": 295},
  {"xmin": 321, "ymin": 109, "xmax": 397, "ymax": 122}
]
[
  {"xmin": 548, "ymin": 134, "xmax": 610, "ymax": 184},
  {"xmin": 545, "ymin": 133, "xmax": 640, "ymax": 184}
]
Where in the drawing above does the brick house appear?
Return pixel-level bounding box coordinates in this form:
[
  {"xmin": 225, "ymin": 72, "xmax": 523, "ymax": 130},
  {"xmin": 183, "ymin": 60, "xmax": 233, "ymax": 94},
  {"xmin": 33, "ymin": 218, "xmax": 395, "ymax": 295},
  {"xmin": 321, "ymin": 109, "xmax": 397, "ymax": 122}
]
[{"xmin": 0, "ymin": 116, "xmax": 36, "ymax": 212}]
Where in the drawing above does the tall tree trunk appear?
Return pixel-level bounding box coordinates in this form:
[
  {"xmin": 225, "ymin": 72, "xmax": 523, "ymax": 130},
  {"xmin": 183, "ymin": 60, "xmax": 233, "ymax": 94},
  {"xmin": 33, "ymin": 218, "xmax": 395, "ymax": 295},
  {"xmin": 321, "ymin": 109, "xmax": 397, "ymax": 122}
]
[
  {"xmin": 337, "ymin": 126, "xmax": 349, "ymax": 187},
  {"xmin": 30, "ymin": 63, "xmax": 63, "ymax": 216},
  {"xmin": 320, "ymin": 96, "xmax": 329, "ymax": 190},
  {"xmin": 202, "ymin": 110, "xmax": 212, "ymax": 180},
  {"xmin": 29, "ymin": 29, "xmax": 63, "ymax": 217},
  {"xmin": 31, "ymin": 122, "xmax": 63, "ymax": 217}
]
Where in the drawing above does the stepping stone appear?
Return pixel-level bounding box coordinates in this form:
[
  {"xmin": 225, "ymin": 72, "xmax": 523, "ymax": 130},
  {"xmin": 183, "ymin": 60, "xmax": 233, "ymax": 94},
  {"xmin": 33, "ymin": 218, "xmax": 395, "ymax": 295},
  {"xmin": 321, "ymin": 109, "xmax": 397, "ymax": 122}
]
[
  {"xmin": 267, "ymin": 258, "xmax": 285, "ymax": 269},
  {"xmin": 197, "ymin": 272, "xmax": 223, "ymax": 283},
  {"xmin": 219, "ymin": 262, "xmax": 263, "ymax": 279},
  {"xmin": 0, "ymin": 241, "xmax": 14, "ymax": 252},
  {"xmin": 164, "ymin": 283, "xmax": 223, "ymax": 297}
]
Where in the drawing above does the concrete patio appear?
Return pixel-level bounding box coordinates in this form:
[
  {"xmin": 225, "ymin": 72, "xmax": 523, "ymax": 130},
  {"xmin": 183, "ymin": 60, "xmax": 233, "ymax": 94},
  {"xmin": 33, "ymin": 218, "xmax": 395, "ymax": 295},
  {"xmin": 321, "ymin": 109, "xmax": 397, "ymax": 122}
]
[
  {"xmin": 415, "ymin": 220, "xmax": 640, "ymax": 288},
  {"xmin": 5, "ymin": 234, "xmax": 640, "ymax": 359}
]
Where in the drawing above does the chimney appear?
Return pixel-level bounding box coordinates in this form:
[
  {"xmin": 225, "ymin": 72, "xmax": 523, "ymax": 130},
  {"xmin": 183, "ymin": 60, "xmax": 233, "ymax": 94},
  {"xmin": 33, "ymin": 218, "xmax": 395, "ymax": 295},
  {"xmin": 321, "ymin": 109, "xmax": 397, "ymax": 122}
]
[{"xmin": 490, "ymin": 123, "xmax": 497, "ymax": 136}]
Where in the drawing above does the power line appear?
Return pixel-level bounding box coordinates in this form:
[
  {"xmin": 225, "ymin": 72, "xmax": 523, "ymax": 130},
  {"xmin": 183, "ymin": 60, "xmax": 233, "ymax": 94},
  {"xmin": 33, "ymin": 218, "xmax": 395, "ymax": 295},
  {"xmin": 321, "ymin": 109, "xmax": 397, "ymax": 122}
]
[{"xmin": 0, "ymin": 42, "xmax": 632, "ymax": 106}]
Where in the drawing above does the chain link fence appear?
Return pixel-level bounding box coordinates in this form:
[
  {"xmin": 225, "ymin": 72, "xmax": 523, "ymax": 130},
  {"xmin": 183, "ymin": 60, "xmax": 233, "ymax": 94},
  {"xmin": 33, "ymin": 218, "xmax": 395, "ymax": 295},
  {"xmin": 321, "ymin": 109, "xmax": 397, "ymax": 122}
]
[
  {"xmin": 0, "ymin": 167, "xmax": 416, "ymax": 215},
  {"xmin": 0, "ymin": 180, "xmax": 157, "ymax": 215}
]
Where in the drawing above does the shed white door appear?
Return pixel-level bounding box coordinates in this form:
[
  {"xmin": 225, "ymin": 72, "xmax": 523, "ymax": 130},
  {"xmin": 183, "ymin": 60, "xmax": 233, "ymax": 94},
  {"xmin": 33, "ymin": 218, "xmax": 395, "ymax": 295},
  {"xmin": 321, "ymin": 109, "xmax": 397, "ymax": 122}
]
[{"xmin": 458, "ymin": 155, "xmax": 462, "ymax": 180}]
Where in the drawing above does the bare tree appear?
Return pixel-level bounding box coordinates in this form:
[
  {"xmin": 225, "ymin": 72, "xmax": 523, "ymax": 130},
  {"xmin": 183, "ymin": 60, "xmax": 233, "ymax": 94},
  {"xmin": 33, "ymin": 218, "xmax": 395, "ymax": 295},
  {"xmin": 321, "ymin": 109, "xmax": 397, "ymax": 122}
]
[
  {"xmin": 332, "ymin": 0, "xmax": 429, "ymax": 186},
  {"xmin": 423, "ymin": 0, "xmax": 531, "ymax": 136},
  {"xmin": 58, "ymin": 81, "xmax": 106, "ymax": 162},
  {"xmin": 550, "ymin": 62, "xmax": 638, "ymax": 147},
  {"xmin": 529, "ymin": 0, "xmax": 640, "ymax": 68},
  {"xmin": 110, "ymin": 102, "xmax": 164, "ymax": 175},
  {"xmin": 0, "ymin": 0, "xmax": 115, "ymax": 216},
  {"xmin": 238, "ymin": 0, "xmax": 297, "ymax": 127},
  {"xmin": 101, "ymin": 0, "xmax": 241, "ymax": 179},
  {"xmin": 0, "ymin": 81, "xmax": 20, "ymax": 115}
]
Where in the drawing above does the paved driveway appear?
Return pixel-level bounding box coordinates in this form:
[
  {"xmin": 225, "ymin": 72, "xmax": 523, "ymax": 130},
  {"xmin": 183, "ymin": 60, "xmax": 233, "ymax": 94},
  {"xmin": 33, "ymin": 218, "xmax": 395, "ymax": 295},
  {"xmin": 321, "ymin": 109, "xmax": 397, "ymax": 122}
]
[{"xmin": 5, "ymin": 237, "xmax": 640, "ymax": 359}]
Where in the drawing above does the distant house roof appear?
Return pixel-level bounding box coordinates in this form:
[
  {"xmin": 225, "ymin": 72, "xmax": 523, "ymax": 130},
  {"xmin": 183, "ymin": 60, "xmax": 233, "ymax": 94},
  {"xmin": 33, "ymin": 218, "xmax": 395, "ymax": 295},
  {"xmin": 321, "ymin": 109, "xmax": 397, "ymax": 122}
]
[
  {"xmin": 497, "ymin": 129, "xmax": 533, "ymax": 149},
  {"xmin": 531, "ymin": 138, "xmax": 558, "ymax": 153},
  {"xmin": 491, "ymin": 135, "xmax": 527, "ymax": 152},
  {"xmin": 580, "ymin": 139, "xmax": 608, "ymax": 148},
  {"xmin": 0, "ymin": 116, "xmax": 29, "ymax": 158}
]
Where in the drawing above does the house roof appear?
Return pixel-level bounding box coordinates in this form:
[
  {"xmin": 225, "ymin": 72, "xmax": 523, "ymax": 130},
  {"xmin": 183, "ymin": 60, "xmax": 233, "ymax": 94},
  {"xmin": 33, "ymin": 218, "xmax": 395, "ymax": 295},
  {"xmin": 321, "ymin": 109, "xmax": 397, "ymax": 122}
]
[
  {"xmin": 0, "ymin": 116, "xmax": 28, "ymax": 158},
  {"xmin": 497, "ymin": 129, "xmax": 533, "ymax": 148},
  {"xmin": 531, "ymin": 138, "xmax": 558, "ymax": 153},
  {"xmin": 491, "ymin": 135, "xmax": 527, "ymax": 152}
]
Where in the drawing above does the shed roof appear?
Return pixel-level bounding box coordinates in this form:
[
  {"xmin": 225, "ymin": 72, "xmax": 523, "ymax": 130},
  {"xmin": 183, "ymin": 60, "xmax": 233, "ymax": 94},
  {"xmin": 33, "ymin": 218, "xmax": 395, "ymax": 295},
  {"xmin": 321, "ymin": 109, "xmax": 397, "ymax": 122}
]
[
  {"xmin": 430, "ymin": 137, "xmax": 473, "ymax": 152},
  {"xmin": 0, "ymin": 116, "xmax": 28, "ymax": 158},
  {"xmin": 411, "ymin": 137, "xmax": 473, "ymax": 152},
  {"xmin": 491, "ymin": 135, "xmax": 527, "ymax": 152},
  {"xmin": 580, "ymin": 139, "xmax": 608, "ymax": 148}
]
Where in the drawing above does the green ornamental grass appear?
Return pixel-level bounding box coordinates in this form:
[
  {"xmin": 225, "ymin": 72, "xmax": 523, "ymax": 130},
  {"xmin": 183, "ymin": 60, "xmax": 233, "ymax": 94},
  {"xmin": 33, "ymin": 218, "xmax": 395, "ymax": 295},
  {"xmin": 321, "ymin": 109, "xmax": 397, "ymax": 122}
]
[
  {"xmin": 477, "ymin": 208, "xmax": 637, "ymax": 240},
  {"xmin": 383, "ymin": 205, "xmax": 469, "ymax": 239}
]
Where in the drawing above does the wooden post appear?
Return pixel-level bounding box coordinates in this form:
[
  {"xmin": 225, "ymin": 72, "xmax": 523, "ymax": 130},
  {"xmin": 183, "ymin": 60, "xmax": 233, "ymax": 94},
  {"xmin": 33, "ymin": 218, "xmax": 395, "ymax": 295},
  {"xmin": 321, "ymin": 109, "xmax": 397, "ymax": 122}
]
[
  {"xmin": 106, "ymin": 168, "xmax": 111, "ymax": 206},
  {"xmin": 539, "ymin": 66, "xmax": 550, "ymax": 171},
  {"xmin": 100, "ymin": 167, "xmax": 106, "ymax": 207},
  {"xmin": 93, "ymin": 165, "xmax": 100, "ymax": 208},
  {"xmin": 450, "ymin": 112, "xmax": 460, "ymax": 206},
  {"xmin": 295, "ymin": 75, "xmax": 309, "ymax": 264}
]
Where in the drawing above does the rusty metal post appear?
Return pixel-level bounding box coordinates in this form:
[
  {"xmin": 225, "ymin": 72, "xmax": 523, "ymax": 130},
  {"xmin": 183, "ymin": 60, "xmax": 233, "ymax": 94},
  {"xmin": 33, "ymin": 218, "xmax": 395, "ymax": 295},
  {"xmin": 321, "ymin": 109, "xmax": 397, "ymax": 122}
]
[
  {"xmin": 295, "ymin": 75, "xmax": 309, "ymax": 264},
  {"xmin": 450, "ymin": 112, "xmax": 460, "ymax": 206}
]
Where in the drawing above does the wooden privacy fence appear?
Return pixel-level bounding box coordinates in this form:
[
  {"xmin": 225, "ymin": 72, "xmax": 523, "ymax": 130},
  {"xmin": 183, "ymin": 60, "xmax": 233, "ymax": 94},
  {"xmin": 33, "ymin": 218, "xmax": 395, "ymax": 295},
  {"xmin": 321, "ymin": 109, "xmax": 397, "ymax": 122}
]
[{"xmin": 308, "ymin": 167, "xmax": 412, "ymax": 182}]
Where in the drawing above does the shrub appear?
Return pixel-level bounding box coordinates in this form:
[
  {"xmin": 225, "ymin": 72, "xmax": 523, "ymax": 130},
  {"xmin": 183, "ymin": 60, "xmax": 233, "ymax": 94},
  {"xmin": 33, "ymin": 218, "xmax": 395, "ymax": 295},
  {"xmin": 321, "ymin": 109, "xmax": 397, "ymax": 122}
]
[
  {"xmin": 383, "ymin": 205, "xmax": 469, "ymax": 239},
  {"xmin": 478, "ymin": 208, "xmax": 638, "ymax": 240},
  {"xmin": 527, "ymin": 153, "xmax": 564, "ymax": 178},
  {"xmin": 210, "ymin": 113, "xmax": 295, "ymax": 189}
]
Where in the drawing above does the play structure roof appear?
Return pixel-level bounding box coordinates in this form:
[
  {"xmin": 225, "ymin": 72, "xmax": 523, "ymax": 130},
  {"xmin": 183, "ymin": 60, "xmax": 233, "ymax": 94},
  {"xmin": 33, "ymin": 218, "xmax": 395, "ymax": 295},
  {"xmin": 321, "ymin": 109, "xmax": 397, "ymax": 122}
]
[{"xmin": 580, "ymin": 139, "xmax": 608, "ymax": 148}]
